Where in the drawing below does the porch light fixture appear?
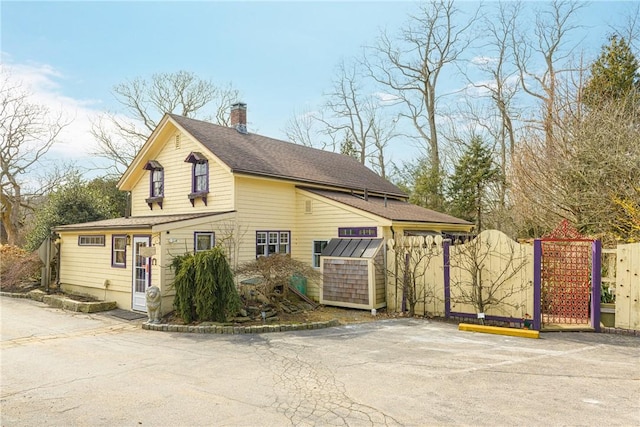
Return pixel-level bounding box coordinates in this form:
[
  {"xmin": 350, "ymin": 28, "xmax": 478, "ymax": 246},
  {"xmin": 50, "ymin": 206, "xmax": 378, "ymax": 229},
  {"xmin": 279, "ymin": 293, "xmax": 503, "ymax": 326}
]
[{"xmin": 126, "ymin": 235, "xmax": 132, "ymax": 246}]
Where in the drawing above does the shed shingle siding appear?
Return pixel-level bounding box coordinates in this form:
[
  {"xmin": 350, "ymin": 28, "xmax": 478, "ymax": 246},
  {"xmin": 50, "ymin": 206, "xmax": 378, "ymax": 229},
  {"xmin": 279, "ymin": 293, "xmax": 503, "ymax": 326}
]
[{"xmin": 322, "ymin": 259, "xmax": 369, "ymax": 305}]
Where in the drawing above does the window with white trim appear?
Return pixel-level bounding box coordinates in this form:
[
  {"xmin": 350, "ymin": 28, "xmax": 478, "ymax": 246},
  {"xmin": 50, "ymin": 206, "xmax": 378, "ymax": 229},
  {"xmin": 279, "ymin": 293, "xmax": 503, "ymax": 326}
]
[
  {"xmin": 185, "ymin": 152, "xmax": 209, "ymax": 206},
  {"xmin": 143, "ymin": 160, "xmax": 164, "ymax": 209},
  {"xmin": 256, "ymin": 231, "xmax": 290, "ymax": 257},
  {"xmin": 151, "ymin": 169, "xmax": 164, "ymax": 197},
  {"xmin": 78, "ymin": 235, "xmax": 105, "ymax": 246},
  {"xmin": 312, "ymin": 240, "xmax": 328, "ymax": 268},
  {"xmin": 194, "ymin": 232, "xmax": 215, "ymax": 252},
  {"xmin": 112, "ymin": 235, "xmax": 127, "ymax": 267},
  {"xmin": 194, "ymin": 162, "xmax": 208, "ymax": 193}
]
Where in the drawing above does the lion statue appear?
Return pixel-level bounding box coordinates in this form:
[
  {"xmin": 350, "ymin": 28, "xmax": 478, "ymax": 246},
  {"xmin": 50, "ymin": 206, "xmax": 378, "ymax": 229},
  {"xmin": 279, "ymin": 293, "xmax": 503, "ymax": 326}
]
[{"xmin": 145, "ymin": 286, "xmax": 162, "ymax": 324}]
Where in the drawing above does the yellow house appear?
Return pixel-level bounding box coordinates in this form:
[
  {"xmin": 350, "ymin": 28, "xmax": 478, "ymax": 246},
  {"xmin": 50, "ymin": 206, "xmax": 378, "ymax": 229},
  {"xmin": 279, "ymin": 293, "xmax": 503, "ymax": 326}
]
[{"xmin": 55, "ymin": 103, "xmax": 472, "ymax": 314}]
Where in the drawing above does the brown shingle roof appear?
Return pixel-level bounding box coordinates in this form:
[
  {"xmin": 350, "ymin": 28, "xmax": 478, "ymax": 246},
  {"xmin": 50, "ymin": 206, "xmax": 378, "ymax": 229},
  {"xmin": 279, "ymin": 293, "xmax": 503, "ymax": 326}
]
[
  {"xmin": 54, "ymin": 212, "xmax": 231, "ymax": 231},
  {"xmin": 169, "ymin": 114, "xmax": 406, "ymax": 197},
  {"xmin": 303, "ymin": 188, "xmax": 472, "ymax": 225}
]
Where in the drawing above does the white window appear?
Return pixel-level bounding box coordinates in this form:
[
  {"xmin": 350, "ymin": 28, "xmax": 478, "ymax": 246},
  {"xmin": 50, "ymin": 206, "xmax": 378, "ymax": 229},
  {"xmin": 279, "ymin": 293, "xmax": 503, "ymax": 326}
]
[
  {"xmin": 194, "ymin": 162, "xmax": 208, "ymax": 193},
  {"xmin": 112, "ymin": 235, "xmax": 127, "ymax": 267},
  {"xmin": 312, "ymin": 240, "xmax": 328, "ymax": 268},
  {"xmin": 78, "ymin": 235, "xmax": 105, "ymax": 246},
  {"xmin": 151, "ymin": 168, "xmax": 164, "ymax": 197},
  {"xmin": 256, "ymin": 231, "xmax": 290, "ymax": 257},
  {"xmin": 194, "ymin": 232, "xmax": 215, "ymax": 252}
]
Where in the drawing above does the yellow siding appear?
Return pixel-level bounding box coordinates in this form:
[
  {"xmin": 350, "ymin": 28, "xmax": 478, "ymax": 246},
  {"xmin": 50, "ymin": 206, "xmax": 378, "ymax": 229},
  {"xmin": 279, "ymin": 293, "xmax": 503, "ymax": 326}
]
[
  {"xmin": 234, "ymin": 176, "xmax": 297, "ymax": 262},
  {"xmin": 294, "ymin": 190, "xmax": 382, "ymax": 300},
  {"xmin": 153, "ymin": 214, "xmax": 239, "ymax": 315},
  {"xmin": 130, "ymin": 129, "xmax": 234, "ymax": 216},
  {"xmin": 58, "ymin": 230, "xmax": 150, "ymax": 310}
]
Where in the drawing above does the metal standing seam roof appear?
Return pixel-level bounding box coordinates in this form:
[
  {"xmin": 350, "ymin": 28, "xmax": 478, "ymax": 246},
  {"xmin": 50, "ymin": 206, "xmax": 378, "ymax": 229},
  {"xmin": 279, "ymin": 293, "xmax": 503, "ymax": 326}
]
[
  {"xmin": 168, "ymin": 114, "xmax": 406, "ymax": 197},
  {"xmin": 321, "ymin": 238, "xmax": 384, "ymax": 258}
]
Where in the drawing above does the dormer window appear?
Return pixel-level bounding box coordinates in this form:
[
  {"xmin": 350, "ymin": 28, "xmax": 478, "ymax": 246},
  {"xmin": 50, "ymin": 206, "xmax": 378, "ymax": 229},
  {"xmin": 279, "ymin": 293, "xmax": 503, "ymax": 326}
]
[
  {"xmin": 185, "ymin": 152, "xmax": 208, "ymax": 206},
  {"xmin": 143, "ymin": 160, "xmax": 164, "ymax": 209}
]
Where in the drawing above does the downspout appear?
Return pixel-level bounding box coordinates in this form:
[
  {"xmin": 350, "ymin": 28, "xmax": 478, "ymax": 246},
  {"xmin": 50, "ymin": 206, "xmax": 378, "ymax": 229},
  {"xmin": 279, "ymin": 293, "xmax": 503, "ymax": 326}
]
[
  {"xmin": 55, "ymin": 241, "xmax": 61, "ymax": 289},
  {"xmin": 391, "ymin": 225, "xmax": 398, "ymax": 312},
  {"xmin": 125, "ymin": 191, "xmax": 131, "ymax": 218}
]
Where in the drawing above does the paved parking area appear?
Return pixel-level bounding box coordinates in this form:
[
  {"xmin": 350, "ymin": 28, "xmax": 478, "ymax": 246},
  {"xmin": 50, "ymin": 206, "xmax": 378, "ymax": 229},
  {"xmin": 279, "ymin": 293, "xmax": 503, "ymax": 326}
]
[{"xmin": 2, "ymin": 296, "xmax": 639, "ymax": 426}]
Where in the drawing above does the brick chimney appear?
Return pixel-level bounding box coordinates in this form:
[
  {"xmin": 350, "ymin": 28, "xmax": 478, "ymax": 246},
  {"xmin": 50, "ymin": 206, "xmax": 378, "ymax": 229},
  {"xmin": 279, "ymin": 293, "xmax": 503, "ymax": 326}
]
[{"xmin": 230, "ymin": 102, "xmax": 247, "ymax": 134}]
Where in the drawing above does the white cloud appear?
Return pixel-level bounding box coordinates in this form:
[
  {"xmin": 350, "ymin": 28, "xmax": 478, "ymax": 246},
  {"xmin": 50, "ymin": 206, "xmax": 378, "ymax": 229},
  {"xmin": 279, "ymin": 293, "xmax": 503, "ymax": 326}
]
[
  {"xmin": 0, "ymin": 57, "xmax": 106, "ymax": 165},
  {"xmin": 373, "ymin": 92, "xmax": 401, "ymax": 105},
  {"xmin": 461, "ymin": 74, "xmax": 520, "ymax": 98},
  {"xmin": 470, "ymin": 56, "xmax": 497, "ymax": 67}
]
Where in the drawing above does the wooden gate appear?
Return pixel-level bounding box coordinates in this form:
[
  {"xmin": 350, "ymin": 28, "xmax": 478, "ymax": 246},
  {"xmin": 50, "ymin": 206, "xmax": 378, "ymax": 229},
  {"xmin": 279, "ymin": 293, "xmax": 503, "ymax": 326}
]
[{"xmin": 536, "ymin": 220, "xmax": 600, "ymax": 331}]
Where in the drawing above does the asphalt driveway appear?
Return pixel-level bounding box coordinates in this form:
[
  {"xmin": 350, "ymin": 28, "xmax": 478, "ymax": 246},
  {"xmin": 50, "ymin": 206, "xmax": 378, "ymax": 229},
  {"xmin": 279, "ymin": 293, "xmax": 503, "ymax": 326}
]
[{"xmin": 1, "ymin": 296, "xmax": 639, "ymax": 426}]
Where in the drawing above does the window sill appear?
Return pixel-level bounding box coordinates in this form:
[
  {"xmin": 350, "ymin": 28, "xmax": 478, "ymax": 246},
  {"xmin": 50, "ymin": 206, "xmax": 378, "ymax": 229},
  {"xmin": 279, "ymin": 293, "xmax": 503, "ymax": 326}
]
[
  {"xmin": 145, "ymin": 196, "xmax": 164, "ymax": 210},
  {"xmin": 188, "ymin": 192, "xmax": 208, "ymax": 207}
]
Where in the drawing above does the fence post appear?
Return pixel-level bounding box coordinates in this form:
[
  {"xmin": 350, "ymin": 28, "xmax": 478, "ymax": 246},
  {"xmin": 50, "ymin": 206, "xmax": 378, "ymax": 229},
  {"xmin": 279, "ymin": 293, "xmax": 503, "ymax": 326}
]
[
  {"xmin": 591, "ymin": 240, "xmax": 602, "ymax": 332},
  {"xmin": 443, "ymin": 239, "xmax": 451, "ymax": 318},
  {"xmin": 533, "ymin": 239, "xmax": 542, "ymax": 331}
]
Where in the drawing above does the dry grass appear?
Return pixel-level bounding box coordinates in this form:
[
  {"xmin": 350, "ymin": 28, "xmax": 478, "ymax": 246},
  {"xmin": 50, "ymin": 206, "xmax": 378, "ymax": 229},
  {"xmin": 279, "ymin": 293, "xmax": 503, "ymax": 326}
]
[{"xmin": 0, "ymin": 245, "xmax": 42, "ymax": 292}]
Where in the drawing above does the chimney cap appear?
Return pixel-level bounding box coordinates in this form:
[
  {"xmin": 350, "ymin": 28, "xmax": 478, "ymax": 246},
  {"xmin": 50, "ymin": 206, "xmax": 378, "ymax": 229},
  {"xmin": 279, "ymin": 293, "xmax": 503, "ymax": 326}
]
[{"xmin": 231, "ymin": 102, "xmax": 247, "ymax": 110}]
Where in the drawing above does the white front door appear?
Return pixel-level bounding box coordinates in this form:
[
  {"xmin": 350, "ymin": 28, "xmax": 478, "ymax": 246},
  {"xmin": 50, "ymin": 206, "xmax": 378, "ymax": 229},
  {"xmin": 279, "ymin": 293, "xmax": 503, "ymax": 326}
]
[{"xmin": 132, "ymin": 236, "xmax": 151, "ymax": 312}]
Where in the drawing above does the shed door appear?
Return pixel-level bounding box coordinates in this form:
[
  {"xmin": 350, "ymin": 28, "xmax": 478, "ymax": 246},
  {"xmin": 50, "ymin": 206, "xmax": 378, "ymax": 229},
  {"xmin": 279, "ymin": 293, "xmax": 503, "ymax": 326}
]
[{"xmin": 132, "ymin": 236, "xmax": 151, "ymax": 312}]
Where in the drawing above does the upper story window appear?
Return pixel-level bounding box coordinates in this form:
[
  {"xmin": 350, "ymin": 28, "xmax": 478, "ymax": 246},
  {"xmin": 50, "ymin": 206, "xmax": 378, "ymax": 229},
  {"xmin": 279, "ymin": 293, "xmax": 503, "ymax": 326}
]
[
  {"xmin": 185, "ymin": 152, "xmax": 209, "ymax": 206},
  {"xmin": 256, "ymin": 231, "xmax": 290, "ymax": 257},
  {"xmin": 194, "ymin": 162, "xmax": 208, "ymax": 192},
  {"xmin": 143, "ymin": 160, "xmax": 164, "ymax": 209},
  {"xmin": 151, "ymin": 169, "xmax": 163, "ymax": 197},
  {"xmin": 194, "ymin": 232, "xmax": 215, "ymax": 252}
]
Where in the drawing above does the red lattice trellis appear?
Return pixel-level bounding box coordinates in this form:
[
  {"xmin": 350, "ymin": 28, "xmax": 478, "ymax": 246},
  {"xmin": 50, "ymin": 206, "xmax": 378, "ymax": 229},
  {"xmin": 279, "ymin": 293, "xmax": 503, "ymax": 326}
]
[
  {"xmin": 543, "ymin": 219, "xmax": 585, "ymax": 240},
  {"xmin": 541, "ymin": 241, "xmax": 591, "ymax": 324},
  {"xmin": 541, "ymin": 220, "xmax": 592, "ymax": 325}
]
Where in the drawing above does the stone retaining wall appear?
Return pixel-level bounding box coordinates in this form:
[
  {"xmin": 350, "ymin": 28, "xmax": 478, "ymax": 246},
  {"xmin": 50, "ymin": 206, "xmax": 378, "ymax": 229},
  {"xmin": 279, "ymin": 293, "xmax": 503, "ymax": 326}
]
[
  {"xmin": 142, "ymin": 319, "xmax": 340, "ymax": 334},
  {"xmin": 1, "ymin": 290, "xmax": 116, "ymax": 313}
]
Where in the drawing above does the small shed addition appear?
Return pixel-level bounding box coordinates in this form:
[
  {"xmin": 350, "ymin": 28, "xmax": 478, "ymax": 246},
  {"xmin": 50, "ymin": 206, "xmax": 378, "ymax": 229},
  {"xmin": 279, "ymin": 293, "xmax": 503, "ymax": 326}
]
[{"xmin": 320, "ymin": 238, "xmax": 386, "ymax": 310}]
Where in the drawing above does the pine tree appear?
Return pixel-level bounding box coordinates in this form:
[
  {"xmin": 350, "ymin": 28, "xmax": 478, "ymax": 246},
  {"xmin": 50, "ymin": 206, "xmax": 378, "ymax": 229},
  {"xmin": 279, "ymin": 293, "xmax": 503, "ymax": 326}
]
[
  {"xmin": 447, "ymin": 136, "xmax": 500, "ymax": 231},
  {"xmin": 583, "ymin": 35, "xmax": 640, "ymax": 108}
]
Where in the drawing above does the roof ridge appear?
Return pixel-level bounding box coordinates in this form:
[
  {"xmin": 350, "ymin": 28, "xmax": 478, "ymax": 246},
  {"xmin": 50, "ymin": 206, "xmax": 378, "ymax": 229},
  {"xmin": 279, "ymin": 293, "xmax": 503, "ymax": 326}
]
[
  {"xmin": 168, "ymin": 113, "xmax": 370, "ymax": 163},
  {"xmin": 168, "ymin": 113, "xmax": 406, "ymax": 197}
]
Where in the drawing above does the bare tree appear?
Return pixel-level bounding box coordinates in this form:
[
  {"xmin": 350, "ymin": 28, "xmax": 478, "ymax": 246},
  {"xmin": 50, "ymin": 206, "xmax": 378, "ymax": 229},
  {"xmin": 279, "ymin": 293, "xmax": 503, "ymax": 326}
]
[
  {"xmin": 92, "ymin": 70, "xmax": 239, "ymax": 175},
  {"xmin": 512, "ymin": 0, "xmax": 584, "ymax": 148},
  {"xmin": 283, "ymin": 107, "xmax": 335, "ymax": 150},
  {"xmin": 0, "ymin": 74, "xmax": 71, "ymax": 246},
  {"xmin": 469, "ymin": 3, "xmax": 521, "ymax": 205},
  {"xmin": 215, "ymin": 220, "xmax": 249, "ymax": 273},
  {"xmin": 321, "ymin": 60, "xmax": 397, "ymax": 178},
  {"xmin": 449, "ymin": 232, "xmax": 530, "ymax": 321},
  {"xmin": 365, "ymin": 0, "xmax": 478, "ymax": 208},
  {"xmin": 387, "ymin": 235, "xmax": 442, "ymax": 317},
  {"xmin": 511, "ymin": 88, "xmax": 640, "ymax": 237}
]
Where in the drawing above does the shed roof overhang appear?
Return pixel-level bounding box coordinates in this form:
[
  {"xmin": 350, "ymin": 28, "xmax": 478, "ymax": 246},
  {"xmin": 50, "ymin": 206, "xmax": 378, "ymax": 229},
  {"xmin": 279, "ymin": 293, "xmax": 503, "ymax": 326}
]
[
  {"xmin": 53, "ymin": 212, "xmax": 235, "ymax": 233},
  {"xmin": 321, "ymin": 238, "xmax": 383, "ymax": 259}
]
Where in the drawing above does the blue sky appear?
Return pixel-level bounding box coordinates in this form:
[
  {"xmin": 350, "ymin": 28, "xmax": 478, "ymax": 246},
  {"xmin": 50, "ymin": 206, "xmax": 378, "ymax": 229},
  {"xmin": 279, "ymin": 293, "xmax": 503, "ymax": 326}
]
[{"xmin": 1, "ymin": 1, "xmax": 636, "ymax": 171}]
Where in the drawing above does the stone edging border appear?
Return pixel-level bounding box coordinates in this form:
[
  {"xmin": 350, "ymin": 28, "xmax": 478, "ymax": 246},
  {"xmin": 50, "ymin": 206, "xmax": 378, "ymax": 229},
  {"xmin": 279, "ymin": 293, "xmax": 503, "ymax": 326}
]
[
  {"xmin": 142, "ymin": 319, "xmax": 340, "ymax": 334},
  {"xmin": 1, "ymin": 290, "xmax": 116, "ymax": 313},
  {"xmin": 2, "ymin": 290, "xmax": 340, "ymax": 334}
]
